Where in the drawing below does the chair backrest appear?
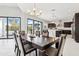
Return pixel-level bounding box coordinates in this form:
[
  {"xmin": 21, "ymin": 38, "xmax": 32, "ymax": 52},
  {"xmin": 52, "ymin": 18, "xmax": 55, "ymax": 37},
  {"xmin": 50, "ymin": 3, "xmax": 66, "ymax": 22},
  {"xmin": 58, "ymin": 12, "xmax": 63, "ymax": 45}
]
[
  {"xmin": 21, "ymin": 31, "xmax": 25, "ymax": 35},
  {"xmin": 42, "ymin": 30, "xmax": 49, "ymax": 37},
  {"xmin": 14, "ymin": 32, "xmax": 18, "ymax": 46},
  {"xmin": 14, "ymin": 31, "xmax": 22, "ymax": 55},
  {"xmin": 17, "ymin": 35, "xmax": 33, "ymax": 56},
  {"xmin": 57, "ymin": 34, "xmax": 67, "ymax": 56},
  {"xmin": 14, "ymin": 31, "xmax": 28, "ymax": 56},
  {"xmin": 16, "ymin": 34, "xmax": 25, "ymax": 56},
  {"xmin": 48, "ymin": 29, "xmax": 56, "ymax": 37},
  {"xmin": 36, "ymin": 31, "xmax": 40, "ymax": 37}
]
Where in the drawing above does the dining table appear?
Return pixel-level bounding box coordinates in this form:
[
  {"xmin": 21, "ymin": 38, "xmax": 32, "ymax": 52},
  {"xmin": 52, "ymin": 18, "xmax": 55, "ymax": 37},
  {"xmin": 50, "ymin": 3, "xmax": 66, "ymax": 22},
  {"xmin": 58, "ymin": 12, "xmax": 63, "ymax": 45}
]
[{"xmin": 21, "ymin": 34, "xmax": 59, "ymax": 56}]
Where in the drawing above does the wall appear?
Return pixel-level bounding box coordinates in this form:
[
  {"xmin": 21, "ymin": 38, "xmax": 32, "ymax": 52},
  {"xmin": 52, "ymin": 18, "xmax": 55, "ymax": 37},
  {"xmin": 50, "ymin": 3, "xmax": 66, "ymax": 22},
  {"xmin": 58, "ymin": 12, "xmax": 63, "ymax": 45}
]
[{"xmin": 0, "ymin": 6, "xmax": 48, "ymax": 33}]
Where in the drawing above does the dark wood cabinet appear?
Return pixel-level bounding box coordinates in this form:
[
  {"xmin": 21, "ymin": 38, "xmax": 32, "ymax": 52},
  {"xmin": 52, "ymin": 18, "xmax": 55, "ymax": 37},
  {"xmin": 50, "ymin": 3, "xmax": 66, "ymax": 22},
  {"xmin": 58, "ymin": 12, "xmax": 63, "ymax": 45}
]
[
  {"xmin": 64, "ymin": 22, "xmax": 73, "ymax": 27},
  {"xmin": 48, "ymin": 23, "xmax": 56, "ymax": 28},
  {"xmin": 73, "ymin": 13, "xmax": 79, "ymax": 43},
  {"xmin": 56, "ymin": 30, "xmax": 61, "ymax": 37}
]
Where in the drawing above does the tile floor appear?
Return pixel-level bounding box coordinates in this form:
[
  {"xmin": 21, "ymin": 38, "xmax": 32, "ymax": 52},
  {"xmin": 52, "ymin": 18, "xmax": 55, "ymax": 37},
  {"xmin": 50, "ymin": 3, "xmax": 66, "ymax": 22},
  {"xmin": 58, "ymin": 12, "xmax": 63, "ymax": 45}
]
[
  {"xmin": 0, "ymin": 39, "xmax": 15, "ymax": 56},
  {"xmin": 0, "ymin": 35, "xmax": 79, "ymax": 56},
  {"xmin": 63, "ymin": 35, "xmax": 79, "ymax": 56}
]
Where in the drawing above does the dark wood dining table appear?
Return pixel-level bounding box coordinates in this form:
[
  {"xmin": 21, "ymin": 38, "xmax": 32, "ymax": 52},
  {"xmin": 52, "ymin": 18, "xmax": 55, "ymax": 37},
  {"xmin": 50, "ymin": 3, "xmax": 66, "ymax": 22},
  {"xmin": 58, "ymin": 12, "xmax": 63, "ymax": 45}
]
[{"xmin": 21, "ymin": 35, "xmax": 59, "ymax": 56}]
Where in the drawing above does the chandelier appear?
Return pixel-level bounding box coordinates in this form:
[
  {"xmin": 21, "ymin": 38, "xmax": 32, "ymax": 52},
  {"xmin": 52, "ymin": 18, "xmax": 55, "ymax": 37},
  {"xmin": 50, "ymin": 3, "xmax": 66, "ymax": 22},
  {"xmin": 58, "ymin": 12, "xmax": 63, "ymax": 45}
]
[
  {"xmin": 51, "ymin": 9, "xmax": 56, "ymax": 19},
  {"xmin": 26, "ymin": 3, "xmax": 42, "ymax": 16}
]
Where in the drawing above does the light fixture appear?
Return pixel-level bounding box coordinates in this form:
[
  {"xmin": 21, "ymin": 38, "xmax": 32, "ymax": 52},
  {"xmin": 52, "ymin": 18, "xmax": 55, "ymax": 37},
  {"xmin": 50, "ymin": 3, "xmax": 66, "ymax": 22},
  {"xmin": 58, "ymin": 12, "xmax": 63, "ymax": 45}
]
[
  {"xmin": 26, "ymin": 3, "xmax": 42, "ymax": 16},
  {"xmin": 51, "ymin": 9, "xmax": 57, "ymax": 20}
]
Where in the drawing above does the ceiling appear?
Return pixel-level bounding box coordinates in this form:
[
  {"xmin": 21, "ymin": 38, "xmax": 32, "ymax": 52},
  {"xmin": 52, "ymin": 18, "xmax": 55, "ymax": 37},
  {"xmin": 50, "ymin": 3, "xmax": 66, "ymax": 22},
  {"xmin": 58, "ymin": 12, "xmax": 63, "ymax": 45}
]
[
  {"xmin": 0, "ymin": 3, "xmax": 18, "ymax": 7},
  {"xmin": 0, "ymin": 3, "xmax": 79, "ymax": 22}
]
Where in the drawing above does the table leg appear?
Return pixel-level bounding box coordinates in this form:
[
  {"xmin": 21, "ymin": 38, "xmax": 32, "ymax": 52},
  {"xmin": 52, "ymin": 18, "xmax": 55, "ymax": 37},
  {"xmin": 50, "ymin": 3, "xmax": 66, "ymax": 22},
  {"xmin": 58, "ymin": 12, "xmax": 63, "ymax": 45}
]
[{"xmin": 55, "ymin": 42, "xmax": 59, "ymax": 48}]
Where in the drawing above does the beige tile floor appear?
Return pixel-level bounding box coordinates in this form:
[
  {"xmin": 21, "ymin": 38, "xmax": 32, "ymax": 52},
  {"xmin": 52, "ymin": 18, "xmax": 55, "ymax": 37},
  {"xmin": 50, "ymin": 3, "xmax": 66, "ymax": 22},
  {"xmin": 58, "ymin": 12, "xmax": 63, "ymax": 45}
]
[
  {"xmin": 63, "ymin": 35, "xmax": 79, "ymax": 56},
  {"xmin": 0, "ymin": 39, "xmax": 15, "ymax": 56}
]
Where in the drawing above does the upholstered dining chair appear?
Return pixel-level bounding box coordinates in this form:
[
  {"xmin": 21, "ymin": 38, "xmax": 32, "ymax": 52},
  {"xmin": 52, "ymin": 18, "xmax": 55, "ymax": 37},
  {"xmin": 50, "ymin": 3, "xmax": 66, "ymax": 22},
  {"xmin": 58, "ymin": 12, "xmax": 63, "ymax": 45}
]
[
  {"xmin": 14, "ymin": 31, "xmax": 19, "ymax": 56},
  {"xmin": 19, "ymin": 31, "xmax": 29, "ymax": 45},
  {"xmin": 42, "ymin": 30, "xmax": 49, "ymax": 37},
  {"xmin": 36, "ymin": 31, "xmax": 40, "ymax": 37},
  {"xmin": 16, "ymin": 34, "xmax": 37, "ymax": 56},
  {"xmin": 14, "ymin": 30, "xmax": 22, "ymax": 55},
  {"xmin": 44, "ymin": 34, "xmax": 67, "ymax": 56},
  {"xmin": 14, "ymin": 31, "xmax": 25, "ymax": 56}
]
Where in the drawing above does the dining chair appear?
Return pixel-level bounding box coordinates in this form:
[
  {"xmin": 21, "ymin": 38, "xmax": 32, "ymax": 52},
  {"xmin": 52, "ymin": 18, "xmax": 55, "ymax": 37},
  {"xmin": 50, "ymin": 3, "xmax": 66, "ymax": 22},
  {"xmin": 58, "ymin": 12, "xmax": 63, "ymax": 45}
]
[
  {"xmin": 36, "ymin": 31, "xmax": 40, "ymax": 37},
  {"xmin": 42, "ymin": 30, "xmax": 49, "ymax": 37},
  {"xmin": 14, "ymin": 30, "xmax": 22, "ymax": 56},
  {"xmin": 44, "ymin": 34, "xmax": 67, "ymax": 56},
  {"xmin": 16, "ymin": 34, "xmax": 37, "ymax": 56},
  {"xmin": 19, "ymin": 31, "xmax": 29, "ymax": 45}
]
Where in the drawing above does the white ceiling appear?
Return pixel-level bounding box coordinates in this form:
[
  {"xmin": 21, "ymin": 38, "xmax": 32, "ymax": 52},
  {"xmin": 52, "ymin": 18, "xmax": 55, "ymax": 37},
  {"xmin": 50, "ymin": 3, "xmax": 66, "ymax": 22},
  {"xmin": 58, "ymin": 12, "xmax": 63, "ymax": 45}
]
[
  {"xmin": 0, "ymin": 3, "xmax": 18, "ymax": 7},
  {"xmin": 0, "ymin": 3, "xmax": 79, "ymax": 22},
  {"xmin": 17, "ymin": 3, "xmax": 79, "ymax": 22}
]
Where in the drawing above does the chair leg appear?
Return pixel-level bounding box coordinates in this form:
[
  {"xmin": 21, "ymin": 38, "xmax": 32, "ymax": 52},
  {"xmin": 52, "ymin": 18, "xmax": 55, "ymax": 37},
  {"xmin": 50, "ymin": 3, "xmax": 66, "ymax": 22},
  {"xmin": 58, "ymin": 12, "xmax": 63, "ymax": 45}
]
[
  {"xmin": 61, "ymin": 54, "xmax": 63, "ymax": 56},
  {"xmin": 14, "ymin": 45, "xmax": 16, "ymax": 52},
  {"xmin": 18, "ymin": 50, "xmax": 21, "ymax": 56},
  {"xmin": 36, "ymin": 49, "xmax": 37, "ymax": 56},
  {"xmin": 14, "ymin": 45, "xmax": 18, "ymax": 56},
  {"xmin": 16, "ymin": 49, "xmax": 18, "ymax": 56},
  {"xmin": 16, "ymin": 48, "xmax": 20, "ymax": 56},
  {"xmin": 55, "ymin": 42, "xmax": 59, "ymax": 48}
]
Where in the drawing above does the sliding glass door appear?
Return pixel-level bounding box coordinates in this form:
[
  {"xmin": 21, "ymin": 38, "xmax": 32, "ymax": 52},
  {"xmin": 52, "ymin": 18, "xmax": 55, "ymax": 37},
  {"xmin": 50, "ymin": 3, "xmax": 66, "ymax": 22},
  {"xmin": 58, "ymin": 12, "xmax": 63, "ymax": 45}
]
[
  {"xmin": 0, "ymin": 19, "xmax": 2, "ymax": 36},
  {"xmin": 33, "ymin": 21, "xmax": 39, "ymax": 34},
  {"xmin": 33, "ymin": 20, "xmax": 42, "ymax": 34},
  {"xmin": 8, "ymin": 17, "xmax": 21, "ymax": 38},
  {"xmin": 0, "ymin": 17, "xmax": 21, "ymax": 39},
  {"xmin": 27, "ymin": 19, "xmax": 33, "ymax": 34},
  {"xmin": 38, "ymin": 21, "xmax": 42, "ymax": 34},
  {"xmin": 27, "ymin": 18, "xmax": 42, "ymax": 35},
  {"xmin": 0, "ymin": 18, "xmax": 7, "ymax": 38}
]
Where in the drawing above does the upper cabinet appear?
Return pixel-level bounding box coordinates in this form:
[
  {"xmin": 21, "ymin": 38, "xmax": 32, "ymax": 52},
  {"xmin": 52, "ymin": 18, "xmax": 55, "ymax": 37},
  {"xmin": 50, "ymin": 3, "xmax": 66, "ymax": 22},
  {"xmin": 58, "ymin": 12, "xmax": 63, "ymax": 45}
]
[
  {"xmin": 64, "ymin": 22, "xmax": 73, "ymax": 28},
  {"xmin": 48, "ymin": 23, "xmax": 56, "ymax": 29}
]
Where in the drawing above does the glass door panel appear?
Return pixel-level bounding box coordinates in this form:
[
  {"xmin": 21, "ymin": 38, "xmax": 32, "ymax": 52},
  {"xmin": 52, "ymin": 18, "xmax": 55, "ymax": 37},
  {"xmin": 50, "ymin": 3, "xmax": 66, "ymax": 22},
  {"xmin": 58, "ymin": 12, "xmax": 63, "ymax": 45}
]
[
  {"xmin": 0, "ymin": 18, "xmax": 7, "ymax": 38},
  {"xmin": 0, "ymin": 19, "xmax": 2, "ymax": 36},
  {"xmin": 27, "ymin": 19, "xmax": 33, "ymax": 34},
  {"xmin": 34, "ymin": 21, "xmax": 39, "ymax": 34},
  {"xmin": 33, "ymin": 21, "xmax": 42, "ymax": 34},
  {"xmin": 8, "ymin": 17, "xmax": 20, "ymax": 38},
  {"xmin": 27, "ymin": 18, "xmax": 43, "ymax": 35},
  {"xmin": 38, "ymin": 22, "xmax": 42, "ymax": 34}
]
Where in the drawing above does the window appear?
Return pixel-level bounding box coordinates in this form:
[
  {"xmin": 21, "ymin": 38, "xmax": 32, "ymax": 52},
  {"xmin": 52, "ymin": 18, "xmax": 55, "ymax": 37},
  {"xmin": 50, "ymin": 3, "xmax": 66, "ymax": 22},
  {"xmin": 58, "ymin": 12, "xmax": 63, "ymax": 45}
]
[
  {"xmin": 0, "ymin": 17, "xmax": 21, "ymax": 39},
  {"xmin": 33, "ymin": 20, "xmax": 42, "ymax": 34},
  {"xmin": 8, "ymin": 17, "xmax": 21, "ymax": 38},
  {"xmin": 0, "ymin": 17, "xmax": 7, "ymax": 38},
  {"xmin": 27, "ymin": 19, "xmax": 33, "ymax": 34},
  {"xmin": 27, "ymin": 18, "xmax": 42, "ymax": 34}
]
